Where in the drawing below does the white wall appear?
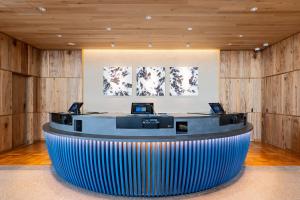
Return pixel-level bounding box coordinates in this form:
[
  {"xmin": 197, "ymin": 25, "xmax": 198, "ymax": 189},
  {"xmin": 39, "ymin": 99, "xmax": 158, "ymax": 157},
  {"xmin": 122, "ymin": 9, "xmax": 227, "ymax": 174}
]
[{"xmin": 83, "ymin": 50, "xmax": 219, "ymax": 113}]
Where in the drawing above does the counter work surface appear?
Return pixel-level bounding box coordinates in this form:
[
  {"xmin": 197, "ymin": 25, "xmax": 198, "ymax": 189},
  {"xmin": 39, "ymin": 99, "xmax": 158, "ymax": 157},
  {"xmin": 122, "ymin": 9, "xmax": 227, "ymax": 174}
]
[{"xmin": 46, "ymin": 112, "xmax": 252, "ymax": 141}]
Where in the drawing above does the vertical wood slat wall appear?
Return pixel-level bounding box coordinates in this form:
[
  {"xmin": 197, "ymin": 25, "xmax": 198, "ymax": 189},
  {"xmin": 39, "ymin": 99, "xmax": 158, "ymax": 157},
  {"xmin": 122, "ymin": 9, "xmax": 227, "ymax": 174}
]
[
  {"xmin": 262, "ymin": 33, "xmax": 300, "ymax": 153},
  {"xmin": 0, "ymin": 33, "xmax": 40, "ymax": 152},
  {"xmin": 37, "ymin": 50, "xmax": 83, "ymax": 139},
  {"xmin": 219, "ymin": 51, "xmax": 263, "ymax": 141},
  {"xmin": 220, "ymin": 32, "xmax": 300, "ymax": 153},
  {"xmin": 0, "ymin": 32, "xmax": 83, "ymax": 152}
]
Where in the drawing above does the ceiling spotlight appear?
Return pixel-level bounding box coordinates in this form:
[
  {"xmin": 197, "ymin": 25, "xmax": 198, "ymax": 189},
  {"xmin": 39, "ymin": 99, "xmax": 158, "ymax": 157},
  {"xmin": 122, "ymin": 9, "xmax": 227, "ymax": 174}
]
[
  {"xmin": 67, "ymin": 42, "xmax": 76, "ymax": 46},
  {"xmin": 186, "ymin": 42, "xmax": 191, "ymax": 48},
  {"xmin": 111, "ymin": 42, "xmax": 115, "ymax": 48},
  {"xmin": 250, "ymin": 7, "xmax": 258, "ymax": 12},
  {"xmin": 145, "ymin": 15, "xmax": 152, "ymax": 20},
  {"xmin": 238, "ymin": 34, "xmax": 244, "ymax": 38},
  {"xmin": 263, "ymin": 42, "xmax": 269, "ymax": 47},
  {"xmin": 37, "ymin": 6, "xmax": 47, "ymax": 12},
  {"xmin": 148, "ymin": 42, "xmax": 153, "ymax": 48},
  {"xmin": 56, "ymin": 34, "xmax": 62, "ymax": 38},
  {"xmin": 254, "ymin": 47, "xmax": 260, "ymax": 51},
  {"xmin": 187, "ymin": 27, "xmax": 193, "ymax": 31},
  {"xmin": 106, "ymin": 27, "xmax": 112, "ymax": 31},
  {"xmin": 227, "ymin": 43, "xmax": 232, "ymax": 46}
]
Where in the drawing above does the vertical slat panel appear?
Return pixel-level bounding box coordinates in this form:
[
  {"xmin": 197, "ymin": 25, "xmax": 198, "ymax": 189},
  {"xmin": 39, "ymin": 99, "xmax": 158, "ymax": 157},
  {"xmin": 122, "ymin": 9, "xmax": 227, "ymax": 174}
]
[{"xmin": 44, "ymin": 131, "xmax": 251, "ymax": 197}]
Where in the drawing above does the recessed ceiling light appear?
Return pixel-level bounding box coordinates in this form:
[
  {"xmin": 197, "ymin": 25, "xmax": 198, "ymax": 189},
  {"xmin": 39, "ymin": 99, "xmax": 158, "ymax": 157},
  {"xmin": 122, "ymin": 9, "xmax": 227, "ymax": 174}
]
[
  {"xmin": 238, "ymin": 34, "xmax": 244, "ymax": 38},
  {"xmin": 148, "ymin": 42, "xmax": 153, "ymax": 48},
  {"xmin": 37, "ymin": 6, "xmax": 47, "ymax": 12},
  {"xmin": 227, "ymin": 43, "xmax": 232, "ymax": 46},
  {"xmin": 186, "ymin": 42, "xmax": 191, "ymax": 48},
  {"xmin": 111, "ymin": 42, "xmax": 115, "ymax": 48},
  {"xmin": 56, "ymin": 34, "xmax": 62, "ymax": 38},
  {"xmin": 250, "ymin": 7, "xmax": 258, "ymax": 12},
  {"xmin": 187, "ymin": 27, "xmax": 193, "ymax": 31},
  {"xmin": 67, "ymin": 42, "xmax": 76, "ymax": 46},
  {"xmin": 263, "ymin": 42, "xmax": 269, "ymax": 47},
  {"xmin": 145, "ymin": 15, "xmax": 152, "ymax": 20},
  {"xmin": 106, "ymin": 27, "xmax": 112, "ymax": 31},
  {"xmin": 254, "ymin": 47, "xmax": 260, "ymax": 51}
]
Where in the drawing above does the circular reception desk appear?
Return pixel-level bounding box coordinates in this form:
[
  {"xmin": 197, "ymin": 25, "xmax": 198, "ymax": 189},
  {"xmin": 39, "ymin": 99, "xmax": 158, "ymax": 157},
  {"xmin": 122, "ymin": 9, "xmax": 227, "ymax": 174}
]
[{"xmin": 43, "ymin": 113, "xmax": 252, "ymax": 197}]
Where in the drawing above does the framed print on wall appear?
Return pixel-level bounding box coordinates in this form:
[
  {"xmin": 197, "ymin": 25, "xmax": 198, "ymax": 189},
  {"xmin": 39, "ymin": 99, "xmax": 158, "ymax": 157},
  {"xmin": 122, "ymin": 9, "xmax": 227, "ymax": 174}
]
[
  {"xmin": 136, "ymin": 67, "xmax": 165, "ymax": 96},
  {"xmin": 170, "ymin": 67, "xmax": 199, "ymax": 96},
  {"xmin": 103, "ymin": 66, "xmax": 132, "ymax": 96}
]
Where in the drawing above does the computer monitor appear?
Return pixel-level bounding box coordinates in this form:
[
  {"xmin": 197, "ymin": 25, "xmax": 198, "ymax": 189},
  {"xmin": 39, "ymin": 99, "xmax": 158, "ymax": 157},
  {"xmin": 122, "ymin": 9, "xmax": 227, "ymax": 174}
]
[
  {"xmin": 131, "ymin": 103, "xmax": 154, "ymax": 114},
  {"xmin": 209, "ymin": 103, "xmax": 225, "ymax": 114},
  {"xmin": 68, "ymin": 102, "xmax": 83, "ymax": 114}
]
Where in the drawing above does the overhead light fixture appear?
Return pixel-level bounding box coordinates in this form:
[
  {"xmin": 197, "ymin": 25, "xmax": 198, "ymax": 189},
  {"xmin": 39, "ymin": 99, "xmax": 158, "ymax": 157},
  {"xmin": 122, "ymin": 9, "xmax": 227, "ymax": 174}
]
[
  {"xmin": 56, "ymin": 34, "xmax": 62, "ymax": 38},
  {"xmin": 111, "ymin": 42, "xmax": 115, "ymax": 48},
  {"xmin": 238, "ymin": 34, "xmax": 244, "ymax": 38},
  {"xmin": 187, "ymin": 27, "xmax": 193, "ymax": 31},
  {"xmin": 250, "ymin": 7, "xmax": 258, "ymax": 12},
  {"xmin": 263, "ymin": 42, "xmax": 269, "ymax": 47},
  {"xmin": 37, "ymin": 6, "xmax": 47, "ymax": 12},
  {"xmin": 186, "ymin": 42, "xmax": 191, "ymax": 48},
  {"xmin": 106, "ymin": 27, "xmax": 112, "ymax": 31},
  {"xmin": 145, "ymin": 15, "xmax": 152, "ymax": 20},
  {"xmin": 148, "ymin": 42, "xmax": 153, "ymax": 48},
  {"xmin": 67, "ymin": 42, "xmax": 76, "ymax": 46},
  {"xmin": 254, "ymin": 47, "xmax": 260, "ymax": 51},
  {"xmin": 227, "ymin": 43, "xmax": 232, "ymax": 46}
]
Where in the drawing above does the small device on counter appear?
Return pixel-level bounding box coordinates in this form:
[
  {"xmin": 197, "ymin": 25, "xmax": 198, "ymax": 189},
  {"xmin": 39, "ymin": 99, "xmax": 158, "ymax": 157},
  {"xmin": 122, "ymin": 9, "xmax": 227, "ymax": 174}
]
[
  {"xmin": 116, "ymin": 115, "xmax": 174, "ymax": 129},
  {"xmin": 209, "ymin": 103, "xmax": 225, "ymax": 114},
  {"xmin": 131, "ymin": 103, "xmax": 154, "ymax": 114},
  {"xmin": 219, "ymin": 113, "xmax": 247, "ymax": 126},
  {"xmin": 68, "ymin": 102, "xmax": 83, "ymax": 115}
]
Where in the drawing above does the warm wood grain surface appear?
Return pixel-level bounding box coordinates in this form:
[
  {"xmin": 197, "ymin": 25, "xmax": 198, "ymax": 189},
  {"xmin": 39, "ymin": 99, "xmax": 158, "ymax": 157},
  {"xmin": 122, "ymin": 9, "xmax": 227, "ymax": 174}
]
[
  {"xmin": 0, "ymin": 141, "xmax": 299, "ymax": 166},
  {"xmin": 1, "ymin": 1, "xmax": 300, "ymax": 49}
]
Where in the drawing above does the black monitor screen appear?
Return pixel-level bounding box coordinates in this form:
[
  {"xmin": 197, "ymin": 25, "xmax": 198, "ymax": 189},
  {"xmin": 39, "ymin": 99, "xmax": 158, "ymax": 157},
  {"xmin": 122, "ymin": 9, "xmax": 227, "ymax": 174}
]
[
  {"xmin": 68, "ymin": 102, "xmax": 83, "ymax": 114},
  {"xmin": 131, "ymin": 103, "xmax": 154, "ymax": 114},
  {"xmin": 209, "ymin": 103, "xmax": 225, "ymax": 114}
]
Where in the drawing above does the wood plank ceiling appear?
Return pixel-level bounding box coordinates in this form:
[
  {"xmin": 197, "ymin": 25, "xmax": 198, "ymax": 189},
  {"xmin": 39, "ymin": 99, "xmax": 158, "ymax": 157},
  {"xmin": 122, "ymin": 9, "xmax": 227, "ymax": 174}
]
[{"xmin": 0, "ymin": 0, "xmax": 300, "ymax": 50}]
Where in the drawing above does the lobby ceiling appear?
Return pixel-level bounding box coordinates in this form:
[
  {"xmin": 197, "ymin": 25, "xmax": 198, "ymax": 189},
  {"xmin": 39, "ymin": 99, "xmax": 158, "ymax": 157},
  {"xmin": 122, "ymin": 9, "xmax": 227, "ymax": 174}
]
[{"xmin": 0, "ymin": 0, "xmax": 300, "ymax": 50}]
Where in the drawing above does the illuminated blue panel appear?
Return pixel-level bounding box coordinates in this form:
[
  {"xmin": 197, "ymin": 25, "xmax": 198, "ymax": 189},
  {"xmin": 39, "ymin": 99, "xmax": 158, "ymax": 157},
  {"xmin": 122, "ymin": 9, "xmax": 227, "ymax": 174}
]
[{"xmin": 44, "ymin": 132, "xmax": 251, "ymax": 197}]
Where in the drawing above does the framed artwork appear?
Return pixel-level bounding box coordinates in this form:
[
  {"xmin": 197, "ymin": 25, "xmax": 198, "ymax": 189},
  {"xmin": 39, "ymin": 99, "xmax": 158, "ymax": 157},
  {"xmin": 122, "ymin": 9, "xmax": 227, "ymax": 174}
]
[
  {"xmin": 170, "ymin": 67, "xmax": 198, "ymax": 96},
  {"xmin": 136, "ymin": 67, "xmax": 165, "ymax": 96},
  {"xmin": 103, "ymin": 66, "xmax": 132, "ymax": 96}
]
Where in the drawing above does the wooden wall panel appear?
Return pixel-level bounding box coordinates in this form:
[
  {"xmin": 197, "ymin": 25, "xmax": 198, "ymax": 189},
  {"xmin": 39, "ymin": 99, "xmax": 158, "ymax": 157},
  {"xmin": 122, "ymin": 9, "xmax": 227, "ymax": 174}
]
[
  {"xmin": 293, "ymin": 33, "xmax": 300, "ymax": 70},
  {"xmin": 26, "ymin": 77, "xmax": 37, "ymax": 113},
  {"xmin": 0, "ymin": 115, "xmax": 12, "ymax": 152},
  {"xmin": 37, "ymin": 77, "xmax": 82, "ymax": 113},
  {"xmin": 244, "ymin": 51, "xmax": 262, "ymax": 78},
  {"xmin": 8, "ymin": 38, "xmax": 22, "ymax": 73},
  {"xmin": 219, "ymin": 78, "xmax": 262, "ymax": 113},
  {"xmin": 263, "ymin": 114, "xmax": 300, "ymax": 153},
  {"xmin": 36, "ymin": 113, "xmax": 49, "ymax": 140},
  {"xmin": 276, "ymin": 37, "xmax": 293, "ymax": 74},
  {"xmin": 0, "ymin": 33, "xmax": 9, "ymax": 70},
  {"xmin": 28, "ymin": 46, "xmax": 40, "ymax": 77},
  {"xmin": 26, "ymin": 113, "xmax": 38, "ymax": 144},
  {"xmin": 262, "ymin": 46, "xmax": 276, "ymax": 77},
  {"xmin": 291, "ymin": 117, "xmax": 300, "ymax": 153},
  {"xmin": 40, "ymin": 50, "xmax": 82, "ymax": 78},
  {"xmin": 12, "ymin": 74, "xmax": 26, "ymax": 114},
  {"xmin": 295, "ymin": 71, "xmax": 300, "ymax": 116},
  {"xmin": 220, "ymin": 51, "xmax": 262, "ymax": 78},
  {"xmin": 248, "ymin": 112, "xmax": 262, "ymax": 142},
  {"xmin": 21, "ymin": 43, "xmax": 28, "ymax": 75},
  {"xmin": 12, "ymin": 113, "xmax": 26, "ymax": 148},
  {"xmin": 0, "ymin": 70, "xmax": 12, "ymax": 115}
]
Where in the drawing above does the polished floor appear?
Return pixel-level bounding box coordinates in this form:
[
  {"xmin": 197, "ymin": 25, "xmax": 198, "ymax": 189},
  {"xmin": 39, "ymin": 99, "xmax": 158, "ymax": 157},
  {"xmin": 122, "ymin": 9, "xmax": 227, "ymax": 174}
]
[
  {"xmin": 1, "ymin": 166, "xmax": 299, "ymax": 200},
  {"xmin": 0, "ymin": 141, "xmax": 299, "ymax": 166}
]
